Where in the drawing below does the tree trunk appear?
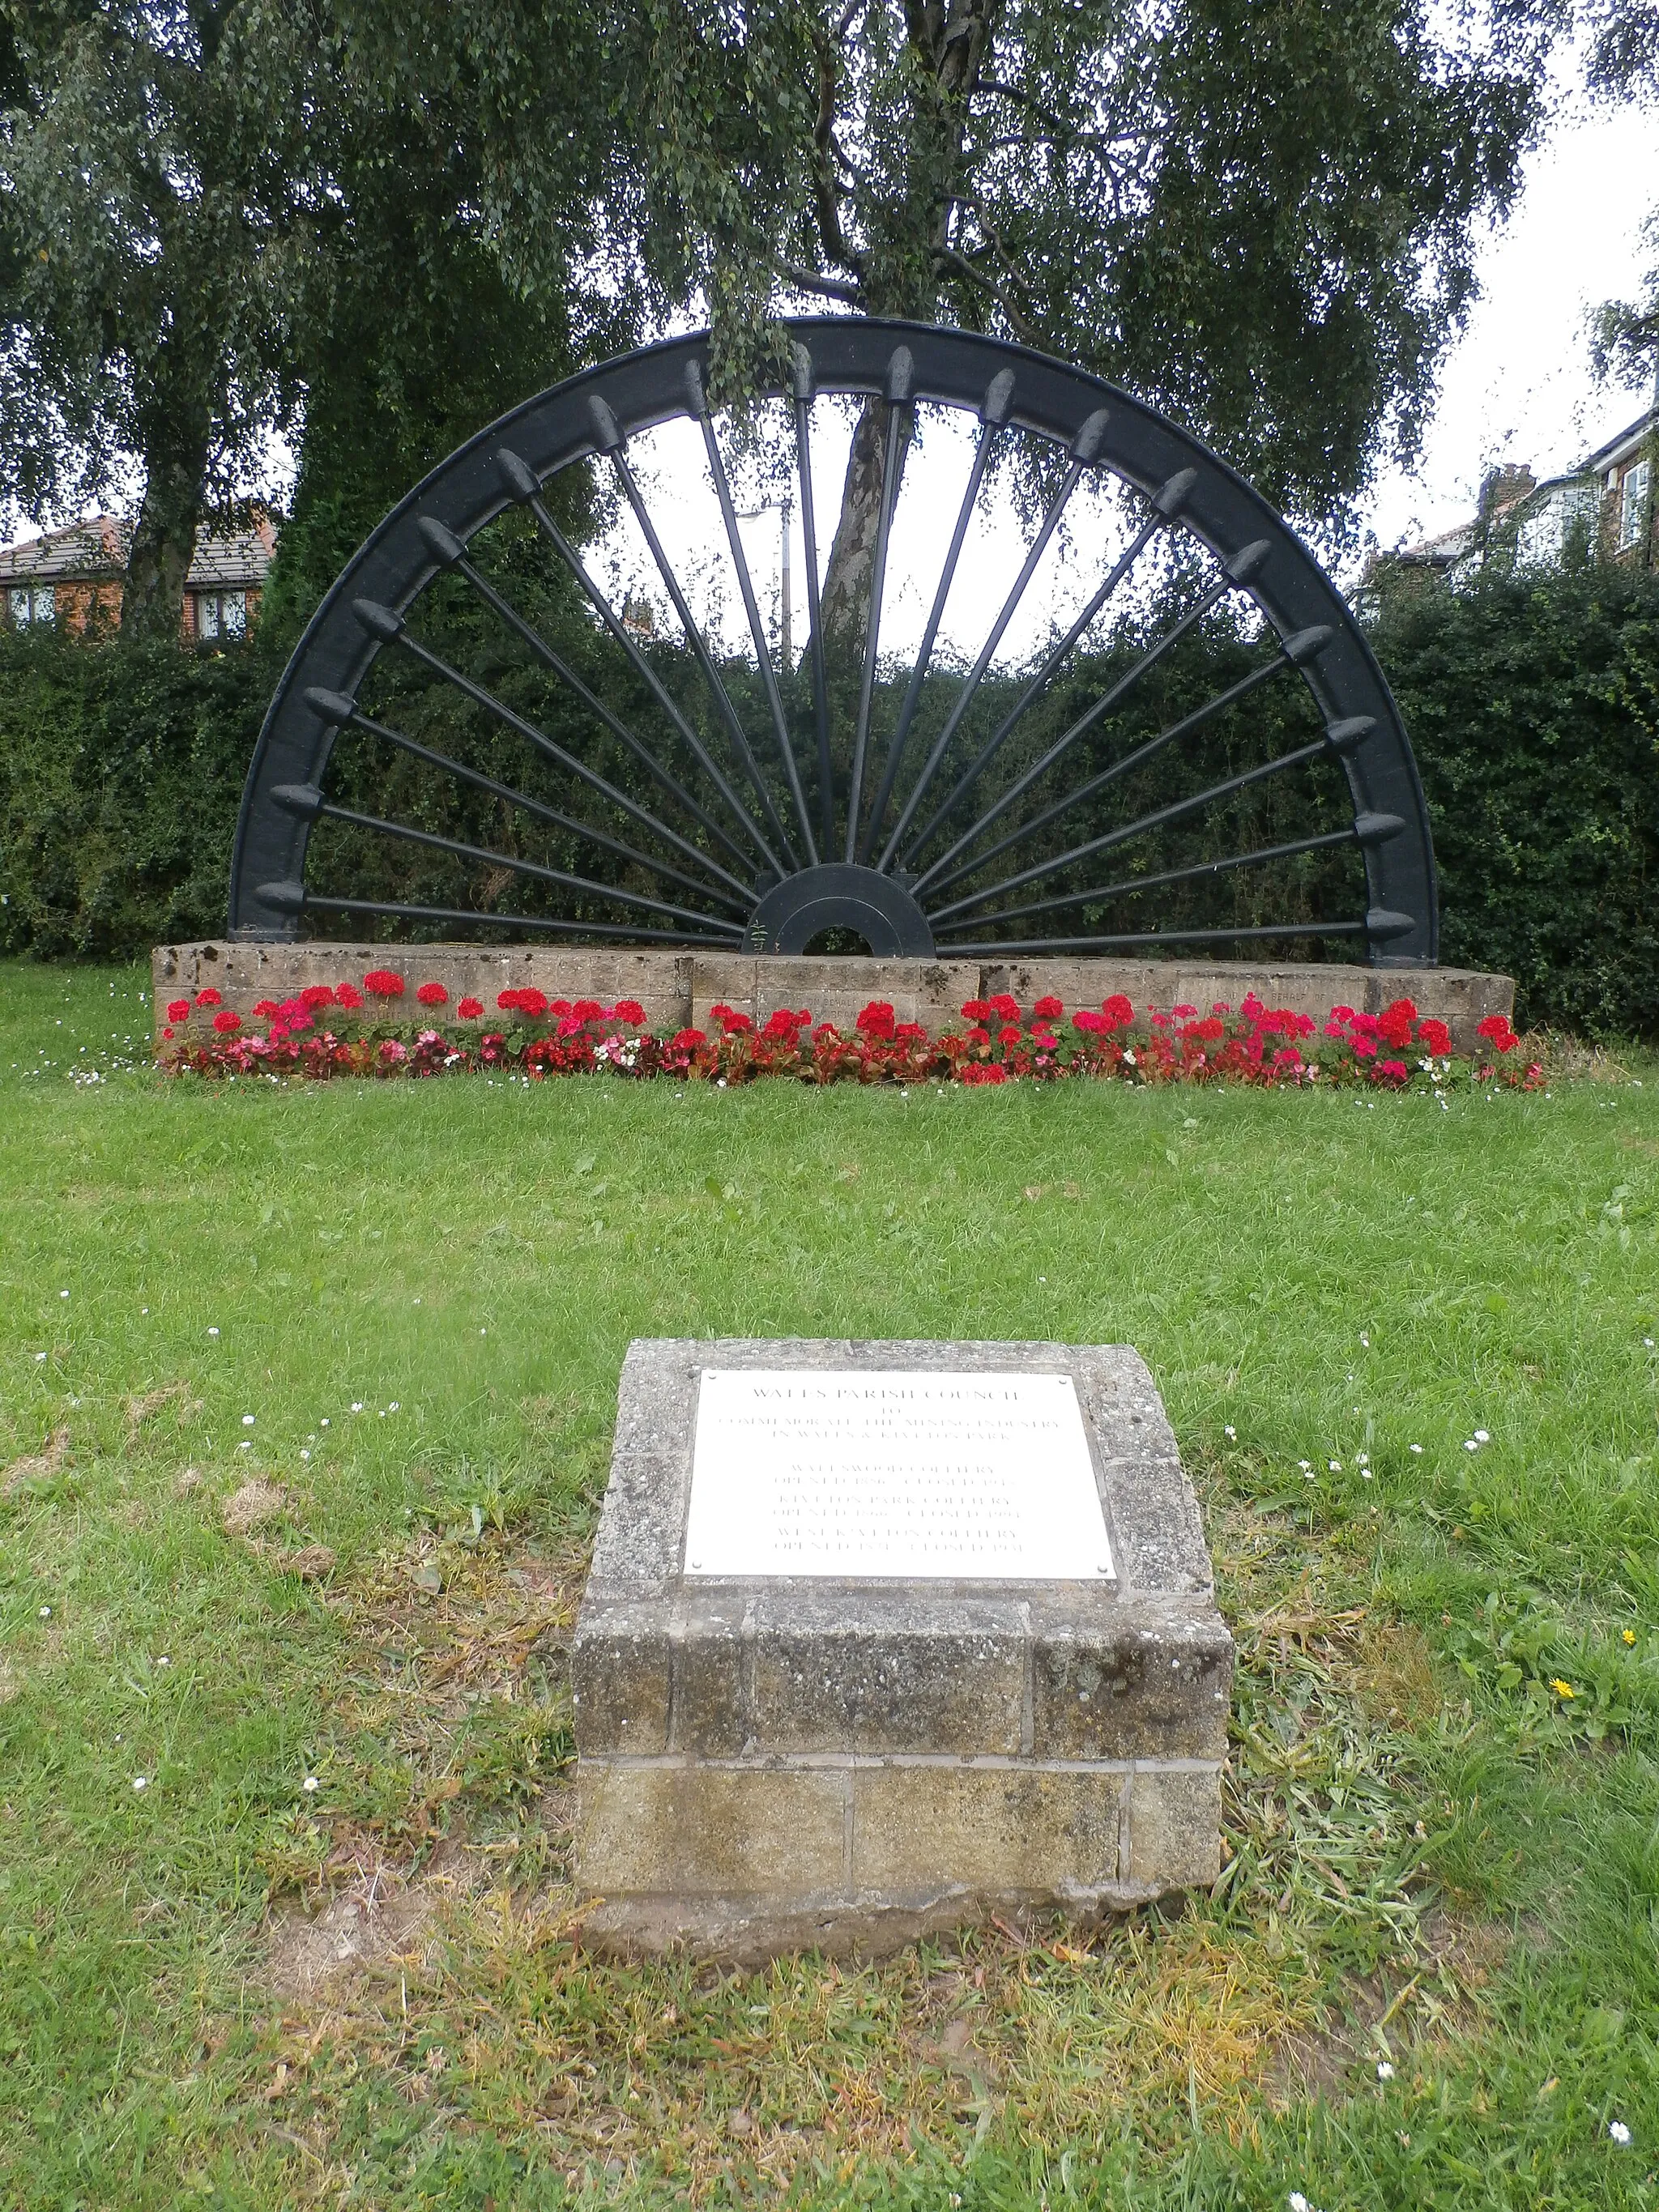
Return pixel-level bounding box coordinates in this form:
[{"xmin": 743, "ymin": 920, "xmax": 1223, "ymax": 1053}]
[
  {"xmin": 817, "ymin": 395, "xmax": 917, "ymax": 662},
  {"xmin": 122, "ymin": 372, "xmax": 212, "ymax": 645}
]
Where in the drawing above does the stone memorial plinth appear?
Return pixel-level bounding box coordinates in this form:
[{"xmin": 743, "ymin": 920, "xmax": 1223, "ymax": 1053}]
[{"xmin": 570, "ymin": 1339, "xmax": 1231, "ymax": 1961}]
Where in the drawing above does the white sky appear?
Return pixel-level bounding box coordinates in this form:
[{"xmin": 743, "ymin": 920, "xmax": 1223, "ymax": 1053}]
[{"xmin": 1361, "ymin": 69, "xmax": 1659, "ymax": 556}]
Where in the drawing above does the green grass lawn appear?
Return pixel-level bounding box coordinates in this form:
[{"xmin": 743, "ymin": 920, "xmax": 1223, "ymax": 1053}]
[{"xmin": 2, "ymin": 958, "xmax": 1657, "ymax": 2210}]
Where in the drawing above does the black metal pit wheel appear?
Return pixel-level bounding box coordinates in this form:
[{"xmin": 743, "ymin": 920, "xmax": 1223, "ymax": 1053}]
[{"xmin": 228, "ymin": 318, "xmax": 1436, "ymax": 965}]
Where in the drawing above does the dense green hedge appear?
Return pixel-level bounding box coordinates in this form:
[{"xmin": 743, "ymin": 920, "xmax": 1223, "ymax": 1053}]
[
  {"xmin": 1373, "ymin": 562, "xmax": 1659, "ymax": 1038},
  {"xmin": 2, "ymin": 559, "xmax": 1657, "ymax": 1035}
]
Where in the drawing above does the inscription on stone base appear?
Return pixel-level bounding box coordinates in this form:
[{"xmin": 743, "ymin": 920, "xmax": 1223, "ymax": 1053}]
[{"xmin": 684, "ymin": 1367, "xmax": 1114, "ymax": 1580}]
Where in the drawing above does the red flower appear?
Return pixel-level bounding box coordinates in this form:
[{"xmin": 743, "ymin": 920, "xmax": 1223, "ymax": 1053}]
[
  {"xmin": 1375, "ymin": 1058, "xmax": 1410, "ymax": 1085},
  {"xmin": 966, "ymin": 1025, "xmax": 991, "ymax": 1047},
  {"xmin": 670, "ymin": 1027, "xmax": 707, "ymax": 1050},
  {"xmin": 211, "ymin": 1008, "xmax": 241, "ymax": 1035},
  {"xmin": 961, "ymin": 1062, "xmax": 1009, "ymax": 1085},
  {"xmin": 457, "ymin": 996, "xmax": 484, "ymax": 1020},
  {"xmin": 987, "ymin": 994, "xmax": 1021, "ymax": 1022},
  {"xmin": 1477, "ymin": 1013, "xmax": 1517, "ymax": 1052},
  {"xmin": 1102, "ymin": 994, "xmax": 1133, "ymax": 1029},
  {"xmin": 1032, "ymin": 995, "xmax": 1064, "ymax": 1021},
  {"xmin": 161, "ymin": 1025, "xmax": 174, "ymax": 1040},
  {"xmin": 550, "ymin": 999, "xmax": 573, "ymax": 1016},
  {"xmin": 1386, "ymin": 996, "xmax": 1418, "ymax": 1024},
  {"xmin": 334, "ymin": 983, "xmax": 363, "ymax": 1009},
  {"xmin": 1172, "ymin": 1003, "xmax": 1197, "ymax": 1018},
  {"xmin": 571, "ymin": 999, "xmax": 602, "ymax": 1021},
  {"xmin": 194, "ymin": 987, "xmax": 222, "ymax": 1008},
  {"xmin": 612, "ymin": 999, "xmax": 646, "ymax": 1026},
  {"xmin": 363, "ymin": 969, "xmax": 405, "ymax": 999},
  {"xmin": 856, "ymin": 1000, "xmax": 897, "ymax": 1040},
  {"xmin": 960, "ymin": 999, "xmax": 992, "ymax": 1021},
  {"xmin": 1189, "ymin": 1017, "xmax": 1226, "ymax": 1042},
  {"xmin": 997, "ymin": 1023, "xmax": 1022, "ymax": 1046},
  {"xmin": 253, "ymin": 998, "xmax": 280, "ymax": 1017},
  {"xmin": 1324, "ymin": 1020, "xmax": 1346, "ymax": 1038},
  {"xmin": 416, "ymin": 981, "xmax": 449, "ymax": 1007},
  {"xmin": 1378, "ymin": 1006, "xmax": 1414, "ymax": 1050},
  {"xmin": 167, "ymin": 998, "xmax": 191, "ymax": 1021},
  {"xmin": 497, "ymin": 989, "xmax": 522, "ymax": 1011},
  {"xmin": 1073, "ymin": 1009, "xmax": 1107, "ymax": 1034},
  {"xmin": 1417, "ymin": 1018, "xmax": 1452, "ymax": 1055},
  {"xmin": 300, "ymin": 985, "xmax": 335, "ymax": 1011}
]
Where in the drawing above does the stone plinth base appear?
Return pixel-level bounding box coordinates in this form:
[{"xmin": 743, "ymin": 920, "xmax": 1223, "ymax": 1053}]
[
  {"xmin": 571, "ymin": 1340, "xmax": 1232, "ymax": 1964},
  {"xmin": 153, "ymin": 943, "xmax": 1515, "ymax": 1057}
]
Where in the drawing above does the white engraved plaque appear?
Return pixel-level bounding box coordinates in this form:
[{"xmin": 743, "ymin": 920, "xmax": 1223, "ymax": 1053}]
[{"xmin": 683, "ymin": 1368, "xmax": 1113, "ymax": 1579}]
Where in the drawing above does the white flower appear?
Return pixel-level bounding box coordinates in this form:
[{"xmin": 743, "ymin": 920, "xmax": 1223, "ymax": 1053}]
[
  {"xmin": 299, "ymin": 1449, "xmax": 311, "ymax": 1462},
  {"xmin": 1328, "ymin": 1460, "xmax": 1341, "ymax": 1473},
  {"xmin": 320, "ymin": 1417, "xmax": 329, "ymax": 1427},
  {"xmin": 237, "ymin": 1440, "xmax": 252, "ymax": 1451},
  {"xmin": 34, "ymin": 1352, "xmax": 45, "ymax": 1362},
  {"xmin": 1646, "ymin": 1338, "xmax": 1656, "ymax": 1349},
  {"xmin": 1224, "ymin": 1425, "xmax": 1236, "ymax": 1439},
  {"xmin": 241, "ymin": 1414, "xmax": 255, "ymax": 1427},
  {"xmin": 208, "ymin": 1326, "xmax": 220, "ymax": 1336},
  {"xmin": 1376, "ymin": 2061, "xmax": 1394, "ymax": 2080},
  {"xmin": 1359, "ymin": 1333, "xmax": 1370, "ymax": 1348},
  {"xmin": 1289, "ymin": 2194, "xmax": 1310, "ymax": 2212},
  {"xmin": 156, "ymin": 1656, "xmax": 169, "ymax": 1669},
  {"xmin": 1410, "ymin": 1443, "xmax": 1424, "ymax": 1454},
  {"xmin": 1362, "ymin": 1470, "xmax": 1374, "ymax": 1481},
  {"xmin": 59, "ymin": 1289, "xmax": 69, "ymax": 1299},
  {"xmin": 1299, "ymin": 1460, "xmax": 1311, "ymax": 1471},
  {"xmin": 388, "ymin": 1402, "xmax": 399, "ymax": 1413},
  {"xmin": 351, "ymin": 1401, "xmax": 364, "ymax": 1413},
  {"xmin": 1609, "ymin": 2120, "xmax": 1632, "ymax": 2146},
  {"xmin": 1464, "ymin": 1439, "xmax": 1478, "ymax": 1452},
  {"xmin": 140, "ymin": 1307, "xmax": 148, "ymax": 1315},
  {"xmin": 132, "ymin": 1775, "xmax": 148, "ymax": 1792},
  {"xmin": 1357, "ymin": 1451, "xmax": 1369, "ymax": 1465},
  {"xmin": 38, "ymin": 1605, "xmax": 50, "ymax": 1618},
  {"xmin": 302, "ymin": 1775, "xmax": 320, "ymax": 1794},
  {"xmin": 1473, "ymin": 1428, "xmax": 1489, "ymax": 1443},
  {"xmin": 480, "ymin": 1328, "xmax": 487, "ymax": 1336}
]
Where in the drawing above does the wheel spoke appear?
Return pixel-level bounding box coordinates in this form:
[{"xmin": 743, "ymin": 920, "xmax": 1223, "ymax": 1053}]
[
  {"xmin": 416, "ymin": 514, "xmax": 766, "ymax": 890},
  {"xmin": 684, "ymin": 362, "xmax": 818, "ymax": 863},
  {"xmin": 895, "ymin": 468, "xmax": 1195, "ymax": 872},
  {"xmin": 307, "ymin": 801, "xmax": 744, "ymax": 936},
  {"xmin": 495, "ymin": 448, "xmax": 777, "ymax": 878},
  {"xmin": 846, "ymin": 345, "xmax": 915, "ymax": 863},
  {"xmin": 349, "ymin": 599, "xmax": 770, "ymax": 910},
  {"xmin": 874, "ymin": 408, "xmax": 1110, "ymax": 870},
  {"xmin": 911, "ymin": 539, "xmax": 1273, "ymax": 895},
  {"xmin": 300, "ymin": 687, "xmax": 752, "ymax": 913},
  {"xmin": 935, "ymin": 918, "xmax": 1370, "ymax": 955},
  {"xmin": 927, "ymin": 727, "xmax": 1358, "ymax": 924},
  {"xmin": 859, "ymin": 370, "xmax": 1015, "ymax": 864},
  {"xmin": 791, "ymin": 346, "xmax": 834, "ymax": 856},
  {"xmin": 921, "ymin": 612, "xmax": 1320, "ymax": 906},
  {"xmin": 589, "ymin": 398, "xmax": 799, "ymax": 874},
  {"xmin": 296, "ymin": 892, "xmax": 736, "ymax": 947},
  {"xmin": 932, "ymin": 824, "xmax": 1375, "ymax": 935}
]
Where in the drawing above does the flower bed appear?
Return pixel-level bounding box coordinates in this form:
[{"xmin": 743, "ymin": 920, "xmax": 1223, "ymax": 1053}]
[{"xmin": 157, "ymin": 977, "xmax": 1537, "ymax": 1093}]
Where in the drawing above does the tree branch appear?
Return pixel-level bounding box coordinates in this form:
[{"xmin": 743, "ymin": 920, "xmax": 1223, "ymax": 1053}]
[{"xmin": 772, "ymin": 254, "xmax": 862, "ymax": 303}]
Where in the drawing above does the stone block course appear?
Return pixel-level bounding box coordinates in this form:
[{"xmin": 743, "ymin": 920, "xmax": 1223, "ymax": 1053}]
[{"xmin": 156, "ymin": 941, "xmax": 1514, "ymax": 1056}]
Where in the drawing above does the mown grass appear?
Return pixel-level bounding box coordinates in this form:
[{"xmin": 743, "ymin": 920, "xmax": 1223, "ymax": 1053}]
[{"xmin": 2, "ymin": 957, "xmax": 1657, "ymax": 2210}]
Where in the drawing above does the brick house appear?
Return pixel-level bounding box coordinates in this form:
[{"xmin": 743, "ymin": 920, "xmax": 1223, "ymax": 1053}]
[
  {"xmin": 1588, "ymin": 404, "xmax": 1657, "ymax": 565},
  {"xmin": 0, "ymin": 511, "xmax": 277, "ymax": 639},
  {"xmin": 1369, "ymin": 402, "xmax": 1656, "ymax": 598}
]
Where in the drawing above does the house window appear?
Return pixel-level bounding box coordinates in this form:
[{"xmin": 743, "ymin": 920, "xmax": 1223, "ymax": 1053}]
[
  {"xmin": 196, "ymin": 590, "xmax": 247, "ymax": 640},
  {"xmin": 7, "ymin": 584, "xmax": 55, "ymax": 628},
  {"xmin": 1619, "ymin": 459, "xmax": 1652, "ymax": 551}
]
